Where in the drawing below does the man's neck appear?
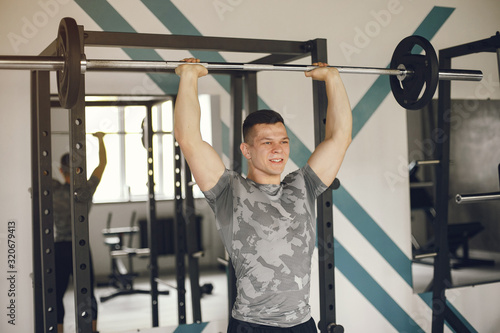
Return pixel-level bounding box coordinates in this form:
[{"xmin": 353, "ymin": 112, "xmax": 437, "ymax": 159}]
[{"xmin": 246, "ymin": 171, "xmax": 281, "ymax": 185}]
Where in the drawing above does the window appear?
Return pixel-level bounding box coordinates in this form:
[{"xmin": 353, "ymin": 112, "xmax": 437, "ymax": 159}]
[{"xmin": 84, "ymin": 95, "xmax": 213, "ymax": 203}]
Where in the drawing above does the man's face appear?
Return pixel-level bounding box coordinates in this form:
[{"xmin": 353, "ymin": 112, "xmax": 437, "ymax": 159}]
[{"xmin": 242, "ymin": 122, "xmax": 290, "ymax": 179}]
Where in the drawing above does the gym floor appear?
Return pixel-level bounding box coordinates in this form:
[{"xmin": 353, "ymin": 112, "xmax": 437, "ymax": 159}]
[
  {"xmin": 61, "ymin": 269, "xmax": 228, "ymax": 333},
  {"xmin": 60, "ymin": 262, "xmax": 500, "ymax": 332},
  {"xmin": 412, "ymin": 261, "xmax": 500, "ymax": 294}
]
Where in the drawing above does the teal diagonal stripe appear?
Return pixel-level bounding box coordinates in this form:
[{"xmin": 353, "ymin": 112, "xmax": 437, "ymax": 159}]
[
  {"xmin": 334, "ymin": 185, "xmax": 412, "ymax": 285},
  {"xmin": 335, "ymin": 239, "xmax": 424, "ymax": 332},
  {"xmin": 75, "ymin": 0, "xmax": 180, "ymax": 94},
  {"xmin": 142, "ymin": 0, "xmax": 312, "ymax": 168},
  {"xmin": 173, "ymin": 322, "xmax": 208, "ymax": 333},
  {"xmin": 141, "ymin": 0, "xmax": 231, "ymax": 93}
]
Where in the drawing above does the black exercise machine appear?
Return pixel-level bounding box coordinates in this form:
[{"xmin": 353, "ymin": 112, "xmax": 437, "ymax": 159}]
[
  {"xmin": 100, "ymin": 211, "xmax": 168, "ymax": 302},
  {"xmin": 409, "ymin": 163, "xmax": 495, "ymax": 270}
]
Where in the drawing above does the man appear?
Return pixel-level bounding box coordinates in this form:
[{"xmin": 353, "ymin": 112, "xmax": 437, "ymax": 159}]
[
  {"xmin": 174, "ymin": 58, "xmax": 352, "ymax": 332},
  {"xmin": 53, "ymin": 132, "xmax": 107, "ymax": 333}
]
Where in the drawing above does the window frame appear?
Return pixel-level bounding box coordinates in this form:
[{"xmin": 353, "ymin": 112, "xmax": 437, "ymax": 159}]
[{"xmin": 74, "ymin": 95, "xmax": 211, "ymax": 204}]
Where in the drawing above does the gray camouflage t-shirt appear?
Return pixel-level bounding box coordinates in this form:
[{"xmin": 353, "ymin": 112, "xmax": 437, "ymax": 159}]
[
  {"xmin": 203, "ymin": 164, "xmax": 327, "ymax": 327},
  {"xmin": 52, "ymin": 176, "xmax": 100, "ymax": 242}
]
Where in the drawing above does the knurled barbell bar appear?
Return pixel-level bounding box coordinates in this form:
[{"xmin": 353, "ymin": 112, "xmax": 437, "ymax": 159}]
[
  {"xmin": 51, "ymin": 131, "xmax": 172, "ymax": 135},
  {"xmin": 0, "ymin": 17, "xmax": 483, "ymax": 110}
]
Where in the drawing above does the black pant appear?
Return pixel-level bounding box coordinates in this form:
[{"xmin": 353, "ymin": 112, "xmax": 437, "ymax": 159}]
[
  {"xmin": 228, "ymin": 317, "xmax": 317, "ymax": 333},
  {"xmin": 55, "ymin": 241, "xmax": 98, "ymax": 324}
]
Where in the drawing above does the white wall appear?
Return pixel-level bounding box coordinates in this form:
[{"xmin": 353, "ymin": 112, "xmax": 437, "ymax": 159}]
[{"xmin": 0, "ymin": 0, "xmax": 499, "ymax": 332}]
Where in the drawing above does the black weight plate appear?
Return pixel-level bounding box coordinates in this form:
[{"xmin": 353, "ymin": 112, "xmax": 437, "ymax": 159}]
[
  {"xmin": 390, "ymin": 35, "xmax": 439, "ymax": 110},
  {"xmin": 57, "ymin": 17, "xmax": 81, "ymax": 109}
]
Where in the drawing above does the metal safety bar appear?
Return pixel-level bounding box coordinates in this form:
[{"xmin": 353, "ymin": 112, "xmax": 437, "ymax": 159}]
[
  {"xmin": 0, "ymin": 56, "xmax": 484, "ymax": 82},
  {"xmin": 414, "ymin": 252, "xmax": 438, "ymax": 259},
  {"xmin": 413, "ymin": 159, "xmax": 441, "ymax": 166},
  {"xmin": 455, "ymin": 191, "xmax": 500, "ymax": 204}
]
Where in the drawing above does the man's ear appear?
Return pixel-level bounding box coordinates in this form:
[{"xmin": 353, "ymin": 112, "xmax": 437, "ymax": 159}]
[{"xmin": 240, "ymin": 142, "xmax": 251, "ymax": 160}]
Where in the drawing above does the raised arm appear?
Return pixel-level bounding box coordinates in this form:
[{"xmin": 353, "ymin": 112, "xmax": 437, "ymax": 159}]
[
  {"xmin": 174, "ymin": 59, "xmax": 225, "ymax": 192},
  {"xmin": 90, "ymin": 131, "xmax": 107, "ymax": 182},
  {"xmin": 305, "ymin": 64, "xmax": 352, "ymax": 186}
]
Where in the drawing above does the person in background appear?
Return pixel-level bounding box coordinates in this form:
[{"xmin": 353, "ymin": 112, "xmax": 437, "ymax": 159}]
[{"xmin": 53, "ymin": 132, "xmax": 107, "ymax": 333}]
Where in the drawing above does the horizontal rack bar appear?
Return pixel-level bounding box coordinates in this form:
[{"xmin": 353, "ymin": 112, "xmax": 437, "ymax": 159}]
[
  {"xmin": 413, "ymin": 160, "xmax": 441, "ymax": 166},
  {"xmin": 455, "ymin": 191, "xmax": 500, "ymax": 204},
  {"xmin": 410, "ymin": 182, "xmax": 434, "ymax": 189},
  {"xmin": 414, "ymin": 252, "xmax": 437, "ymax": 259},
  {"xmin": 83, "ymin": 31, "xmax": 311, "ymax": 55}
]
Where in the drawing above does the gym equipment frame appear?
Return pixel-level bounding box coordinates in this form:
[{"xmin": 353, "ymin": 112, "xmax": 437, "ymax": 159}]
[
  {"xmin": 431, "ymin": 32, "xmax": 500, "ymax": 333},
  {"xmin": 30, "ymin": 17, "xmax": 343, "ymax": 333},
  {"xmin": 26, "ymin": 16, "xmax": 491, "ymax": 333}
]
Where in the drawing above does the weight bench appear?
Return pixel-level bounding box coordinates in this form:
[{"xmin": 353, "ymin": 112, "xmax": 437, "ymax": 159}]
[
  {"xmin": 413, "ymin": 221, "xmax": 495, "ymax": 269},
  {"xmin": 100, "ymin": 211, "xmax": 169, "ymax": 302},
  {"xmin": 447, "ymin": 222, "xmax": 495, "ymax": 269},
  {"xmin": 409, "ymin": 165, "xmax": 494, "ymax": 269}
]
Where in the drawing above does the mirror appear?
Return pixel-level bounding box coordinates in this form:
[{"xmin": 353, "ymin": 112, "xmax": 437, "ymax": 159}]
[
  {"xmin": 408, "ymin": 99, "xmax": 500, "ymax": 293},
  {"xmin": 49, "ymin": 95, "xmax": 228, "ymax": 332}
]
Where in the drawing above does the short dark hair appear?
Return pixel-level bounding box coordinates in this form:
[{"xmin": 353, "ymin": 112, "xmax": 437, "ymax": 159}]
[
  {"xmin": 60, "ymin": 153, "xmax": 70, "ymax": 174},
  {"xmin": 242, "ymin": 109, "xmax": 285, "ymax": 143}
]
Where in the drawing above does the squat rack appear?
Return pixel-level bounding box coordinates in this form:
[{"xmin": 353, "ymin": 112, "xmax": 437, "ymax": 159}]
[
  {"xmin": 30, "ymin": 18, "xmax": 340, "ymax": 332},
  {"xmin": 431, "ymin": 32, "xmax": 500, "ymax": 333}
]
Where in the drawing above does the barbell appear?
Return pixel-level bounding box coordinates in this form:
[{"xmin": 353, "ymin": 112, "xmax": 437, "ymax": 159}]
[
  {"xmin": 51, "ymin": 131, "xmax": 172, "ymax": 135},
  {"xmin": 0, "ymin": 18, "xmax": 483, "ymax": 110}
]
